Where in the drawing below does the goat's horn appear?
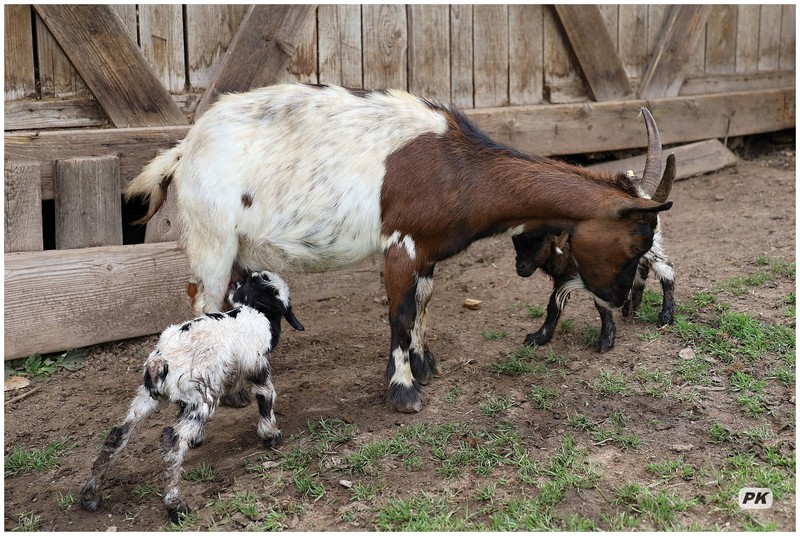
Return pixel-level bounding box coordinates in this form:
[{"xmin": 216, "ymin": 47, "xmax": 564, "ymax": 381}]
[
  {"xmin": 640, "ymin": 107, "xmax": 663, "ymax": 198},
  {"xmin": 652, "ymin": 153, "xmax": 676, "ymax": 203}
]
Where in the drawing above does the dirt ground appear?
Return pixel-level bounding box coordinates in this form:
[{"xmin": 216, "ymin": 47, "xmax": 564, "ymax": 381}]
[{"xmin": 3, "ymin": 134, "xmax": 795, "ymax": 531}]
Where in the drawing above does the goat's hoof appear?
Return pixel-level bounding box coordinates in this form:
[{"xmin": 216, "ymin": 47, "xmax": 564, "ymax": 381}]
[
  {"xmin": 595, "ymin": 339, "xmax": 615, "ymax": 353},
  {"xmin": 79, "ymin": 481, "xmax": 100, "ymax": 511},
  {"xmin": 262, "ymin": 431, "xmax": 282, "ymax": 449},
  {"xmin": 524, "ymin": 332, "xmax": 550, "ymax": 347},
  {"xmin": 657, "ymin": 311, "xmax": 674, "ymax": 326},
  {"xmin": 221, "ymin": 390, "xmax": 251, "ymax": 408},
  {"xmin": 168, "ymin": 502, "xmax": 191, "ymax": 524},
  {"xmin": 188, "ymin": 435, "xmax": 204, "ymax": 449},
  {"xmin": 388, "ymin": 381, "xmax": 422, "ymax": 413},
  {"xmin": 621, "ymin": 301, "xmax": 635, "ymax": 318},
  {"xmin": 410, "ymin": 347, "xmax": 438, "ymax": 385}
]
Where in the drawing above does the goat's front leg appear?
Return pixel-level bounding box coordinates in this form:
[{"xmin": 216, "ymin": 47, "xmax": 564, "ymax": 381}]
[
  {"xmin": 594, "ymin": 299, "xmax": 617, "ymax": 353},
  {"xmin": 410, "ymin": 264, "xmax": 438, "ymax": 385},
  {"xmin": 250, "ymin": 364, "xmax": 282, "ymax": 448},
  {"xmin": 80, "ymin": 388, "xmax": 163, "ymax": 512},
  {"xmin": 384, "ymin": 247, "xmax": 423, "ymax": 413},
  {"xmin": 622, "ymin": 260, "xmax": 649, "ymax": 319},
  {"xmin": 524, "ymin": 284, "xmax": 565, "ymax": 347},
  {"xmin": 651, "ymin": 257, "xmax": 675, "ymax": 327}
]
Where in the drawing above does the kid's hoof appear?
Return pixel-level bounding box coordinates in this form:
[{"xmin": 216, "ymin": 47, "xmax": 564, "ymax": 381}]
[
  {"xmin": 221, "ymin": 390, "xmax": 251, "ymax": 408},
  {"xmin": 595, "ymin": 339, "xmax": 615, "ymax": 353},
  {"xmin": 524, "ymin": 331, "xmax": 551, "ymax": 347},
  {"xmin": 263, "ymin": 431, "xmax": 282, "ymax": 449},
  {"xmin": 168, "ymin": 502, "xmax": 191, "ymax": 524},
  {"xmin": 79, "ymin": 480, "xmax": 100, "ymax": 511},
  {"xmin": 388, "ymin": 381, "xmax": 422, "ymax": 413},
  {"xmin": 657, "ymin": 310, "xmax": 674, "ymax": 327},
  {"xmin": 410, "ymin": 347, "xmax": 438, "ymax": 385}
]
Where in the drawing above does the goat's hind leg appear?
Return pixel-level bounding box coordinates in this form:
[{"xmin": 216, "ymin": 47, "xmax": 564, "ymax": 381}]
[
  {"xmin": 410, "ymin": 265, "xmax": 438, "ymax": 385},
  {"xmin": 622, "ymin": 260, "xmax": 649, "ymax": 319},
  {"xmin": 249, "ymin": 365, "xmax": 282, "ymax": 448},
  {"xmin": 594, "ymin": 299, "xmax": 617, "ymax": 353},
  {"xmin": 80, "ymin": 387, "xmax": 162, "ymax": 511}
]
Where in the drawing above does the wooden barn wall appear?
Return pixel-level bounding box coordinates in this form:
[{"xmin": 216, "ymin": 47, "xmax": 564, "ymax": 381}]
[{"xmin": 4, "ymin": 4, "xmax": 796, "ymax": 126}]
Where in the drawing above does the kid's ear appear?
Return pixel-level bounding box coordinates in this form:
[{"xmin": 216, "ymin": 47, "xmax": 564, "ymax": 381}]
[{"xmin": 284, "ymin": 307, "xmax": 305, "ymax": 331}]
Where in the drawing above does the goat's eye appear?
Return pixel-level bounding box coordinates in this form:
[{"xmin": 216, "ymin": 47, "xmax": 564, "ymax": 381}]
[{"xmin": 632, "ymin": 245, "xmax": 643, "ymax": 255}]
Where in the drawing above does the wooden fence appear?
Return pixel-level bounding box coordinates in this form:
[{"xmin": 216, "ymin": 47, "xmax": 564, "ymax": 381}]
[{"xmin": 4, "ymin": 4, "xmax": 796, "ymax": 359}]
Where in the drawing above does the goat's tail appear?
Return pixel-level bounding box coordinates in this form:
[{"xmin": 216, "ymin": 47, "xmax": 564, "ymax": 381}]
[{"xmin": 125, "ymin": 142, "xmax": 184, "ymax": 225}]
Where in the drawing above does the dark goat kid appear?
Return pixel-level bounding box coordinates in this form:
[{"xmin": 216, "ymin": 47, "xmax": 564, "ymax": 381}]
[
  {"xmin": 512, "ymin": 116, "xmax": 676, "ymax": 352},
  {"xmin": 79, "ymin": 271, "xmax": 304, "ymax": 523},
  {"xmin": 125, "ymin": 84, "xmax": 674, "ymax": 413}
]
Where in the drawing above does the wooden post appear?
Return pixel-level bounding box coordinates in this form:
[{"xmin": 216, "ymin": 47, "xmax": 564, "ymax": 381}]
[
  {"xmin": 4, "ymin": 161, "xmax": 43, "ymax": 253},
  {"xmin": 144, "ymin": 181, "xmax": 181, "ymax": 243},
  {"xmin": 54, "ymin": 155, "xmax": 123, "ymax": 249}
]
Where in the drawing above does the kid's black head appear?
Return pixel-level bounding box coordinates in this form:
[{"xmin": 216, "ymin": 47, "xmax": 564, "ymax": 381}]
[{"xmin": 228, "ymin": 271, "xmax": 305, "ymax": 331}]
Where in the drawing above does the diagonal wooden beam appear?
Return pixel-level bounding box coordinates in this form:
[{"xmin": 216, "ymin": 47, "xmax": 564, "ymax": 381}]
[
  {"xmin": 32, "ymin": 4, "xmax": 186, "ymax": 127},
  {"xmin": 195, "ymin": 4, "xmax": 316, "ymax": 119},
  {"xmin": 637, "ymin": 5, "xmax": 712, "ymax": 99},
  {"xmin": 554, "ymin": 5, "xmax": 632, "ymax": 101}
]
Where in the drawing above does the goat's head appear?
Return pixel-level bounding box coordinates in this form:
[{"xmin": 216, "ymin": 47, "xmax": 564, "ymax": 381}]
[
  {"xmin": 512, "ymin": 229, "xmax": 571, "ymax": 278},
  {"xmin": 228, "ymin": 271, "xmax": 305, "ymax": 331}
]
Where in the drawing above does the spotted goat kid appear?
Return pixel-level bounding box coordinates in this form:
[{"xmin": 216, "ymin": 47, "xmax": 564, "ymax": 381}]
[{"xmin": 79, "ymin": 271, "xmax": 304, "ymax": 523}]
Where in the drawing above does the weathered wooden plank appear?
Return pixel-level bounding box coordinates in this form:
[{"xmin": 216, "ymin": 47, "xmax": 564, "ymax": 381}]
[
  {"xmin": 5, "ymin": 125, "xmax": 190, "ymax": 200},
  {"xmin": 705, "ymin": 5, "xmax": 737, "ymax": 75},
  {"xmin": 598, "ymin": 4, "xmax": 618, "ymax": 49},
  {"xmin": 638, "ymin": 5, "xmax": 712, "ymax": 99},
  {"xmin": 139, "ymin": 4, "xmax": 187, "ymax": 93},
  {"xmin": 144, "ymin": 181, "xmax": 181, "ymax": 244},
  {"xmin": 54, "ymin": 156, "xmax": 123, "ymax": 250},
  {"xmin": 590, "ymin": 139, "xmax": 739, "ymax": 180},
  {"xmin": 779, "ymin": 5, "xmax": 795, "ymax": 71},
  {"xmin": 474, "ymin": 4, "xmax": 509, "ymax": 107},
  {"xmin": 554, "ymin": 5, "xmax": 632, "ymax": 102},
  {"xmin": 5, "ymin": 90, "xmax": 794, "ymax": 196},
  {"xmin": 283, "ymin": 7, "xmax": 318, "ymax": 84},
  {"xmin": 194, "ymin": 4, "xmax": 315, "ymax": 118},
  {"xmin": 4, "ymin": 5, "xmax": 37, "ymax": 100},
  {"xmin": 4, "ymin": 162, "xmax": 43, "ymax": 253},
  {"xmin": 408, "ymin": 5, "xmax": 450, "ymax": 101},
  {"xmin": 109, "ymin": 4, "xmax": 138, "ymax": 38},
  {"xmin": 4, "ymin": 242, "xmax": 193, "ymax": 360},
  {"xmin": 449, "ymin": 5, "xmax": 473, "ymax": 108},
  {"xmin": 758, "ymin": 5, "xmax": 782, "ymax": 72},
  {"xmin": 543, "ymin": 5, "xmax": 589, "ymax": 104},
  {"xmin": 464, "ymin": 89, "xmax": 794, "ymax": 156},
  {"xmin": 736, "ymin": 5, "xmax": 760, "ymax": 73},
  {"xmin": 509, "ymin": 5, "xmax": 544, "ymax": 106},
  {"xmin": 680, "ymin": 71, "xmax": 796, "ymax": 96},
  {"xmin": 34, "ymin": 11, "xmax": 90, "ymax": 99},
  {"xmin": 185, "ymin": 5, "xmax": 250, "ymax": 90},
  {"xmin": 362, "ymin": 4, "xmax": 407, "ymax": 90},
  {"xmin": 33, "ymin": 4, "xmax": 187, "ymax": 127},
  {"xmin": 318, "ymin": 4, "xmax": 363, "ymax": 88},
  {"xmin": 618, "ymin": 4, "xmax": 648, "ymax": 83}
]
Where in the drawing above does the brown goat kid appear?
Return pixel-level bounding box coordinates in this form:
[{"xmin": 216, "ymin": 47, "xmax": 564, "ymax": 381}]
[{"xmin": 125, "ymin": 84, "xmax": 674, "ymax": 413}]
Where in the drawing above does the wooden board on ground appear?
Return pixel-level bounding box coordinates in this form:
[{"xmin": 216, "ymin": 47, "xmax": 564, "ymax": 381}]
[
  {"xmin": 589, "ymin": 139, "xmax": 739, "ymax": 180},
  {"xmin": 4, "ymin": 242, "xmax": 192, "ymax": 360}
]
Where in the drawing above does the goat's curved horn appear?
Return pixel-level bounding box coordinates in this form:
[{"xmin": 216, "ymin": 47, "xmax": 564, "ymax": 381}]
[
  {"xmin": 640, "ymin": 107, "xmax": 663, "ymax": 198},
  {"xmin": 653, "ymin": 153, "xmax": 676, "ymax": 203}
]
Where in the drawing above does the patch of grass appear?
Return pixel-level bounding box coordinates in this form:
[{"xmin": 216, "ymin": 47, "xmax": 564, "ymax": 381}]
[
  {"xmin": 646, "ymin": 456, "xmax": 697, "ymax": 482},
  {"xmin": 376, "ymin": 491, "xmax": 475, "ymax": 531},
  {"xmin": 526, "ymin": 304, "xmax": 546, "ymax": 319},
  {"xmin": 635, "ymin": 488, "xmax": 699, "ymax": 529},
  {"xmin": 166, "ymin": 511, "xmax": 199, "ymax": 531},
  {"xmin": 292, "ymin": 469, "xmax": 326, "ymax": 500},
  {"xmin": 709, "ymin": 422, "xmax": 734, "ymax": 444},
  {"xmin": 133, "ymin": 483, "xmax": 160, "ymax": 499},
  {"xmin": 57, "ymin": 491, "xmax": 75, "ymax": 510},
  {"xmin": 307, "ymin": 417, "xmax": 356, "ymax": 446},
  {"xmin": 580, "ymin": 324, "xmax": 599, "ymax": 347},
  {"xmin": 350, "ymin": 481, "xmax": 379, "ymax": 502},
  {"xmin": 442, "ymin": 386, "xmax": 464, "ymax": 404},
  {"xmin": 4, "ymin": 438, "xmax": 74, "ymax": 477},
  {"xmin": 529, "ymin": 385, "xmax": 559, "ymax": 410},
  {"xmin": 634, "ymin": 288, "xmax": 663, "ymax": 324},
  {"xmin": 4, "ymin": 349, "xmax": 88, "ymax": 380},
  {"xmin": 590, "ymin": 369, "xmax": 627, "ymax": 396},
  {"xmin": 730, "ymin": 370, "xmax": 768, "ymax": 416},
  {"xmin": 542, "ymin": 346, "xmax": 568, "ymax": 366},
  {"xmin": 213, "ymin": 489, "xmax": 262, "ymax": 519},
  {"xmin": 185, "ymin": 461, "xmax": 215, "ymax": 482},
  {"xmin": 634, "ymin": 366, "xmax": 673, "ymax": 399},
  {"xmin": 558, "ymin": 318, "xmax": 574, "ymax": 335},
  {"xmin": 14, "ymin": 511, "xmax": 42, "ymax": 532},
  {"xmin": 481, "ymin": 330, "xmax": 508, "ymax": 341},
  {"xmin": 480, "ymin": 393, "xmax": 514, "ymax": 416}
]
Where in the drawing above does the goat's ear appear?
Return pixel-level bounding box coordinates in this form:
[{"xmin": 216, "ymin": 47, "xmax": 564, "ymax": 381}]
[
  {"xmin": 284, "ymin": 307, "xmax": 305, "ymax": 331},
  {"xmin": 614, "ymin": 198, "xmax": 672, "ymax": 218}
]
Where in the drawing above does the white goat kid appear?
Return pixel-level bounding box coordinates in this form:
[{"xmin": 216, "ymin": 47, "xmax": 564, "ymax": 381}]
[{"xmin": 79, "ymin": 271, "xmax": 304, "ymax": 523}]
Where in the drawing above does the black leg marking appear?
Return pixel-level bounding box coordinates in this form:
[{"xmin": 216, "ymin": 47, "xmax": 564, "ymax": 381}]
[
  {"xmin": 658, "ymin": 276, "xmax": 675, "ymax": 326},
  {"xmin": 594, "ymin": 301, "xmax": 616, "ymax": 353},
  {"xmin": 525, "ymin": 289, "xmax": 562, "ymax": 347}
]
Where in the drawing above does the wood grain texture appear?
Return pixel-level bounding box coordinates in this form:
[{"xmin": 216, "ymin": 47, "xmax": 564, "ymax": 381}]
[
  {"xmin": 4, "ymin": 242, "xmax": 193, "ymax": 360},
  {"xmin": 4, "ymin": 162, "xmax": 43, "ymax": 253},
  {"xmin": 758, "ymin": 5, "xmax": 782, "ymax": 72},
  {"xmin": 617, "ymin": 4, "xmax": 648, "ymax": 82},
  {"xmin": 590, "ymin": 139, "xmax": 739, "ymax": 180},
  {"xmin": 5, "ymin": 125, "xmax": 190, "ymax": 200},
  {"xmin": 34, "ymin": 10, "xmax": 89, "ymax": 99},
  {"xmin": 33, "ymin": 4, "xmax": 186, "ymax": 127},
  {"xmin": 543, "ymin": 5, "xmax": 589, "ymax": 103},
  {"xmin": 185, "ymin": 5, "xmax": 249, "ymax": 89},
  {"xmin": 4, "ymin": 5, "xmax": 36, "ymax": 100},
  {"xmin": 283, "ymin": 7, "xmax": 319, "ymax": 84},
  {"xmin": 144, "ymin": 180, "xmax": 181, "ymax": 244},
  {"xmin": 705, "ymin": 5, "xmax": 737, "ymax": 75},
  {"xmin": 736, "ymin": 5, "xmax": 760, "ymax": 73},
  {"xmin": 474, "ymin": 4, "xmax": 509, "ymax": 107},
  {"xmin": 509, "ymin": 4, "xmax": 544, "ymax": 106},
  {"xmin": 637, "ymin": 5, "xmax": 712, "ymax": 98},
  {"xmin": 54, "ymin": 156, "xmax": 123, "ymax": 250},
  {"xmin": 408, "ymin": 4, "xmax": 450, "ymax": 101},
  {"xmin": 318, "ymin": 4, "xmax": 363, "ymax": 87},
  {"xmin": 194, "ymin": 4, "xmax": 315, "ymax": 118},
  {"xmin": 4, "ymin": 98, "xmax": 109, "ymax": 131},
  {"xmin": 680, "ymin": 71, "xmax": 795, "ymax": 96},
  {"xmin": 449, "ymin": 4, "xmax": 473, "ymax": 108},
  {"xmin": 138, "ymin": 4, "xmax": 187, "ymax": 92},
  {"xmin": 362, "ymin": 4, "xmax": 407, "ymax": 90},
  {"xmin": 779, "ymin": 5, "xmax": 795, "ymax": 70},
  {"xmin": 554, "ymin": 5, "xmax": 632, "ymax": 102}
]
